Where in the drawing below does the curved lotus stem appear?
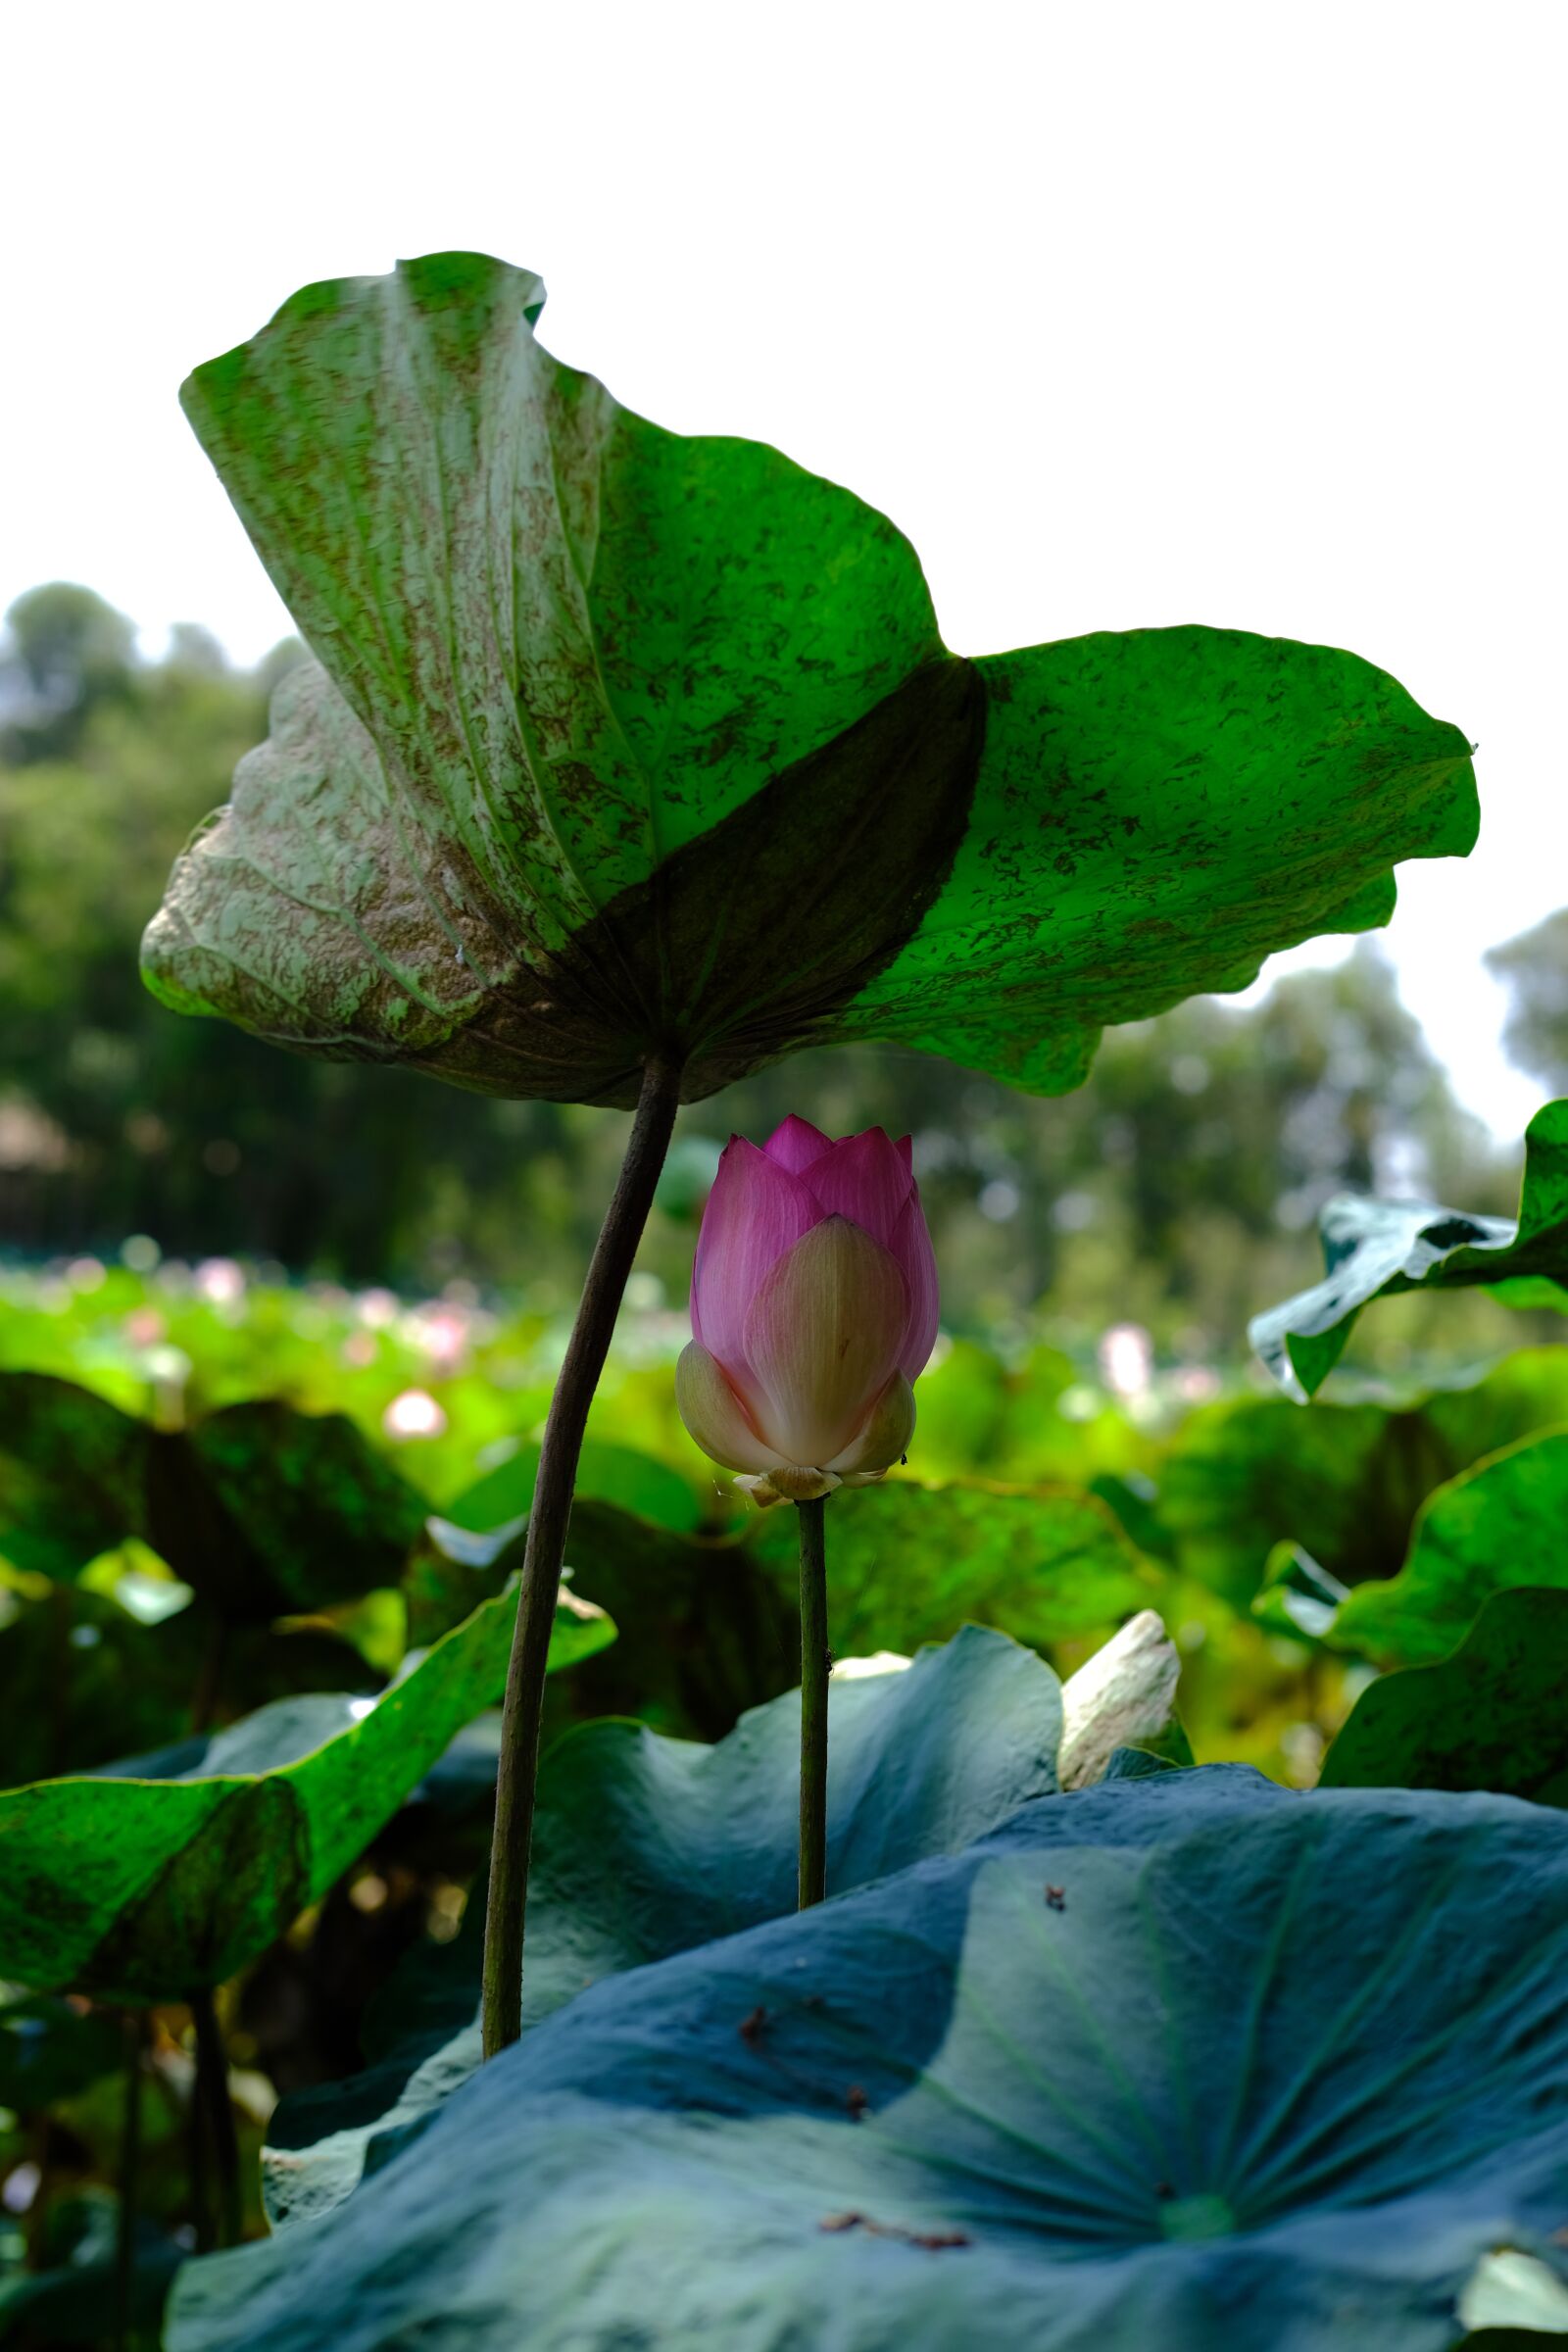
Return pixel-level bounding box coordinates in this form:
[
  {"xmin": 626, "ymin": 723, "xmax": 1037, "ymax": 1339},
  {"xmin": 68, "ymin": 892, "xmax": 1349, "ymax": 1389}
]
[{"xmin": 481, "ymin": 1054, "xmax": 683, "ymax": 2056}]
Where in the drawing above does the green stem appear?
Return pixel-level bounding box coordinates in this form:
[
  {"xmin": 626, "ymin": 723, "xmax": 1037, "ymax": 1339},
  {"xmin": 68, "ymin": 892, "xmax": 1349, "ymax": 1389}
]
[
  {"xmin": 481, "ymin": 1053, "xmax": 683, "ymax": 2057},
  {"xmin": 189, "ymin": 1987, "xmax": 241, "ymax": 2249},
  {"xmin": 797, "ymin": 1495, "xmax": 829, "ymax": 1909},
  {"xmin": 114, "ymin": 2012, "xmax": 143, "ymax": 2352}
]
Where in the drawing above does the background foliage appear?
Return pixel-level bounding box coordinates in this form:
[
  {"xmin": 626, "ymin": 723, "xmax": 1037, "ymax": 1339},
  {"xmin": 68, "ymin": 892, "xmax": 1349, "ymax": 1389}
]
[{"xmin": 5, "ymin": 582, "xmax": 1568, "ymax": 2347}]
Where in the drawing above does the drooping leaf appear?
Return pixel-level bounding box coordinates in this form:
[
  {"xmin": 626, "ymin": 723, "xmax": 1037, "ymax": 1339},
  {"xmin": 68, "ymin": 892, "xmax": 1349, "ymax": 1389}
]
[
  {"xmin": 263, "ymin": 1625, "xmax": 1068, "ymax": 2226},
  {"xmin": 1250, "ymin": 1100, "xmax": 1568, "ymax": 1398},
  {"xmin": 169, "ymin": 1773, "xmax": 1568, "ymax": 2352},
  {"xmin": 0, "ymin": 1585, "xmax": 612, "ymax": 2001},
  {"xmin": 0, "ymin": 1372, "xmax": 427, "ymax": 1617},
  {"xmin": 1327, "ymin": 1431, "xmax": 1568, "ymax": 1668},
  {"xmin": 1320, "ymin": 1587, "xmax": 1568, "ymax": 1803},
  {"xmin": 143, "ymin": 252, "xmax": 1477, "ymax": 1108}
]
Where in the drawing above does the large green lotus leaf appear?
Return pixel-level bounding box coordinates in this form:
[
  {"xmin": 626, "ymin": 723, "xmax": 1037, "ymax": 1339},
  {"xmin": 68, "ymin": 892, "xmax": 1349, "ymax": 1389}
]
[
  {"xmin": 1327, "ymin": 1431, "xmax": 1568, "ymax": 1668},
  {"xmin": 846, "ymin": 627, "xmax": 1476, "ymax": 1091},
  {"xmin": 168, "ymin": 1773, "xmax": 1568, "ymax": 2352},
  {"xmin": 1321, "ymin": 1588, "xmax": 1568, "ymax": 1803},
  {"xmin": 263, "ymin": 1626, "xmax": 1068, "ymax": 2227},
  {"xmin": 1250, "ymin": 1101, "xmax": 1568, "ymax": 1398},
  {"xmin": 0, "ymin": 1372, "xmax": 426, "ymax": 1618},
  {"xmin": 143, "ymin": 251, "xmax": 1477, "ymax": 1107},
  {"xmin": 749, "ymin": 1477, "xmax": 1162, "ymax": 1653},
  {"xmin": 0, "ymin": 1586, "xmax": 612, "ymax": 2001}
]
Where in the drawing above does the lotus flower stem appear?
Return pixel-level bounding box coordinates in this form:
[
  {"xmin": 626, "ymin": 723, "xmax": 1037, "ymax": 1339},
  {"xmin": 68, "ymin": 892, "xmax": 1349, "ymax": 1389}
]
[
  {"xmin": 481, "ymin": 1053, "xmax": 683, "ymax": 2057},
  {"xmin": 797, "ymin": 1496, "xmax": 830, "ymax": 1907}
]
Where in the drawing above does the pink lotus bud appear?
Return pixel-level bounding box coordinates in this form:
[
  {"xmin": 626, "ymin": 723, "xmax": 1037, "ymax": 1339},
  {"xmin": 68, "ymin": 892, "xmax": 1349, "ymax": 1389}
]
[{"xmin": 676, "ymin": 1118, "xmax": 938, "ymax": 1506}]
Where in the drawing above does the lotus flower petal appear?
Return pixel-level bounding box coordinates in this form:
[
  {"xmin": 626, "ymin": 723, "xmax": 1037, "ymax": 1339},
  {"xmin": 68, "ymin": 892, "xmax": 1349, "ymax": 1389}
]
[
  {"xmin": 690, "ymin": 1141, "xmax": 821, "ymax": 1392},
  {"xmin": 889, "ymin": 1194, "xmax": 940, "ymax": 1379},
  {"xmin": 799, "ymin": 1127, "xmax": 914, "ymax": 1250},
  {"xmin": 826, "ymin": 1372, "xmax": 916, "ymax": 1476},
  {"xmin": 743, "ymin": 1217, "xmax": 909, "ymax": 1468},
  {"xmin": 761, "ymin": 1115, "xmax": 833, "ymax": 1176},
  {"xmin": 674, "ymin": 1345, "xmax": 784, "ymax": 1475}
]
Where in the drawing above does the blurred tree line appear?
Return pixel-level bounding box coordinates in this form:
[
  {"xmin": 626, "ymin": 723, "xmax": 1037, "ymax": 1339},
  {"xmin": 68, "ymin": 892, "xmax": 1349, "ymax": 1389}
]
[{"xmin": 0, "ymin": 582, "xmax": 1553, "ymax": 1361}]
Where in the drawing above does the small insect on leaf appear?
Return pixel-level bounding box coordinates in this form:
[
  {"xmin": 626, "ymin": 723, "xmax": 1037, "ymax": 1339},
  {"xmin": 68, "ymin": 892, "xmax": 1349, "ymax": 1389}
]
[
  {"xmin": 1046, "ymin": 1884, "xmax": 1067, "ymax": 1912},
  {"xmin": 738, "ymin": 2005, "xmax": 768, "ymax": 2045}
]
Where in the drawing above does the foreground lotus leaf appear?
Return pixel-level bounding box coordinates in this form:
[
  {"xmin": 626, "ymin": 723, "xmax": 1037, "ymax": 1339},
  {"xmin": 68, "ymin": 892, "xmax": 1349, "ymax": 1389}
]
[
  {"xmin": 262, "ymin": 1625, "xmax": 1070, "ymax": 2228},
  {"xmin": 143, "ymin": 251, "xmax": 1478, "ymax": 1107},
  {"xmin": 169, "ymin": 1772, "xmax": 1568, "ymax": 2352},
  {"xmin": 1250, "ymin": 1099, "xmax": 1568, "ymax": 1398},
  {"xmin": 0, "ymin": 1585, "xmax": 612, "ymax": 2001}
]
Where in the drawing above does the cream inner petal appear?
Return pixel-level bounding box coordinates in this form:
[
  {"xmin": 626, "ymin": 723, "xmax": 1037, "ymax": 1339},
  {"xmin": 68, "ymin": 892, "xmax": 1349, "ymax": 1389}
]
[
  {"xmin": 742, "ymin": 1217, "xmax": 910, "ymax": 1468},
  {"xmin": 827, "ymin": 1371, "xmax": 916, "ymax": 1475}
]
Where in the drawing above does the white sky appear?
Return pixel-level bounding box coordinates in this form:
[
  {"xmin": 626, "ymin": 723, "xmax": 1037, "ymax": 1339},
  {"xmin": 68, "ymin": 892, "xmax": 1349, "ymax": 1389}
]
[{"xmin": 3, "ymin": 1, "xmax": 1563, "ymax": 1138}]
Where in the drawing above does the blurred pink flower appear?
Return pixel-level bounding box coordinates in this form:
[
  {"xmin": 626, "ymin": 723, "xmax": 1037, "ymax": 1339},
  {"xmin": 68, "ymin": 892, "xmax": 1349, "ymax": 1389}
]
[{"xmin": 676, "ymin": 1116, "xmax": 938, "ymax": 1506}]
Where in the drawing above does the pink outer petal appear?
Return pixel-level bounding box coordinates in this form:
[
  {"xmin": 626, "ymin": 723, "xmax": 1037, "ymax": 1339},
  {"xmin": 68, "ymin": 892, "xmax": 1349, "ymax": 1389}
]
[
  {"xmin": 690, "ymin": 1139, "xmax": 822, "ymax": 1389},
  {"xmin": 742, "ymin": 1216, "xmax": 909, "ymax": 1468},
  {"xmin": 799, "ymin": 1128, "xmax": 914, "ymax": 1251},
  {"xmin": 762, "ymin": 1115, "xmax": 834, "ymax": 1175},
  {"xmin": 675, "ymin": 1344, "xmax": 784, "ymax": 1474},
  {"xmin": 890, "ymin": 1189, "xmax": 940, "ymax": 1379}
]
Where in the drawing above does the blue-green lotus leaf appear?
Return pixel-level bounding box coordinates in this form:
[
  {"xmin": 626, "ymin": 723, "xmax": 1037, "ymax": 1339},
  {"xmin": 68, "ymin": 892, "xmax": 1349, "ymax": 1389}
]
[
  {"xmin": 170, "ymin": 1773, "xmax": 1568, "ymax": 2352},
  {"xmin": 263, "ymin": 1626, "xmax": 1069, "ymax": 2228}
]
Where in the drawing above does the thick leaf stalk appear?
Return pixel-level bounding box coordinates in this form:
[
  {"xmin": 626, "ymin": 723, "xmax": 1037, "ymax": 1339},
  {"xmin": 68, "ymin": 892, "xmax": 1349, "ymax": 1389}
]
[
  {"xmin": 481, "ymin": 1054, "xmax": 682, "ymax": 2055},
  {"xmin": 797, "ymin": 1496, "xmax": 829, "ymax": 1908}
]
